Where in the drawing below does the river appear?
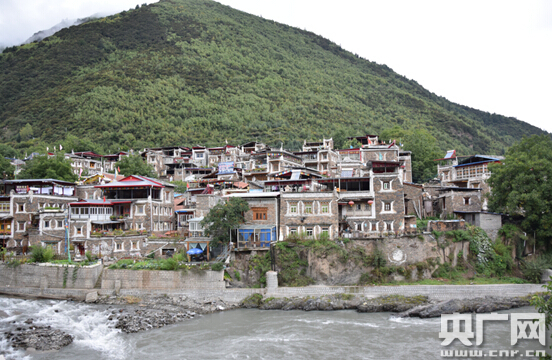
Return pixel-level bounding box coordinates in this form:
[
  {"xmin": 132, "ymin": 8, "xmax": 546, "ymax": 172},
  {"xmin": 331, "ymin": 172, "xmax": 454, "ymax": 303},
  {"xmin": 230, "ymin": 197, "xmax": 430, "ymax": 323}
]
[{"xmin": 0, "ymin": 296, "xmax": 549, "ymax": 359}]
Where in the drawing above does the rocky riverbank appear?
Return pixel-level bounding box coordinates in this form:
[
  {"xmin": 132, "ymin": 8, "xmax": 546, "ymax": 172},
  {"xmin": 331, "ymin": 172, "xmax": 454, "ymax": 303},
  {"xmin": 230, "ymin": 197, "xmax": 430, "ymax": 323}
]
[
  {"xmin": 4, "ymin": 318, "xmax": 73, "ymax": 352},
  {"xmin": 240, "ymin": 293, "xmax": 534, "ymax": 317},
  {"xmin": 96, "ymin": 293, "xmax": 241, "ymax": 333}
]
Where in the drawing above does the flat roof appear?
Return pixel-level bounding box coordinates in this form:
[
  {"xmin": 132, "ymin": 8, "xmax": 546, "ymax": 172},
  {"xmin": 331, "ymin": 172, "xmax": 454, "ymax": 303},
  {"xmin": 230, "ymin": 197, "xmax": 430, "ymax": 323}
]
[
  {"xmin": 224, "ymin": 192, "xmax": 280, "ymax": 198},
  {"xmin": 3, "ymin": 179, "xmax": 76, "ymax": 186}
]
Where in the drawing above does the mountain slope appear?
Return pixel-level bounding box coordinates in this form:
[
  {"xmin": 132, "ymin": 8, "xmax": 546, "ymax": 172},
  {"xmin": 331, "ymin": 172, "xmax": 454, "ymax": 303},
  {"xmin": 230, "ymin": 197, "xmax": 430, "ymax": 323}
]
[{"xmin": 0, "ymin": 0, "xmax": 546, "ymax": 155}]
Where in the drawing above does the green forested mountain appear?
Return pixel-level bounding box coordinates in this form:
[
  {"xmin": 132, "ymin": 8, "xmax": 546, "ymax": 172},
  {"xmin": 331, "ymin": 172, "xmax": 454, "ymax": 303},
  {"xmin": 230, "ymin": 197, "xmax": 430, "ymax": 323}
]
[{"xmin": 0, "ymin": 0, "xmax": 547, "ymax": 157}]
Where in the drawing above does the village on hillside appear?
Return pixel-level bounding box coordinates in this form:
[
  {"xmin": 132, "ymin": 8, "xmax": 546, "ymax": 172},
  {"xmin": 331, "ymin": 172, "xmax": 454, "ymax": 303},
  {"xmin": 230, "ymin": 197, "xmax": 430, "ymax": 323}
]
[{"xmin": 0, "ymin": 134, "xmax": 504, "ymax": 263}]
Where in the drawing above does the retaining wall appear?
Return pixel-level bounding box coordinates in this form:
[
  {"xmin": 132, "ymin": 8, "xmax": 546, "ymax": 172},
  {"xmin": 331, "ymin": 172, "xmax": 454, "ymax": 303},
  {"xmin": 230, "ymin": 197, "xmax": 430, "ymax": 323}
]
[
  {"xmin": 0, "ymin": 263, "xmax": 103, "ymax": 289},
  {"xmin": 101, "ymin": 269, "xmax": 225, "ymax": 290}
]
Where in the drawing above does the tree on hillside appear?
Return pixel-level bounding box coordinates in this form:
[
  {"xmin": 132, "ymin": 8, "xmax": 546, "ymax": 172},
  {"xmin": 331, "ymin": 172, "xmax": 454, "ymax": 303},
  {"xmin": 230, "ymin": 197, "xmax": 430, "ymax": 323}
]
[
  {"xmin": 200, "ymin": 197, "xmax": 250, "ymax": 247},
  {"xmin": 19, "ymin": 124, "xmax": 34, "ymax": 141},
  {"xmin": 0, "ymin": 144, "xmax": 18, "ymax": 159},
  {"xmin": 488, "ymin": 134, "xmax": 552, "ymax": 247},
  {"xmin": 171, "ymin": 180, "xmax": 188, "ymax": 194},
  {"xmin": 380, "ymin": 126, "xmax": 441, "ymax": 183},
  {"xmin": 0, "ymin": 157, "xmax": 15, "ymax": 179},
  {"xmin": 115, "ymin": 154, "xmax": 157, "ymax": 178},
  {"xmin": 18, "ymin": 154, "xmax": 77, "ymax": 182}
]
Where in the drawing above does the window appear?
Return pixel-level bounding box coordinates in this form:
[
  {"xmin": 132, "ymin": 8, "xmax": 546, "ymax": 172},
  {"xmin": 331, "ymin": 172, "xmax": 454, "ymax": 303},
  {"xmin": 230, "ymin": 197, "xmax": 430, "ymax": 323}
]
[
  {"xmin": 17, "ymin": 204, "xmax": 24, "ymax": 213},
  {"xmin": 116, "ymin": 243, "xmax": 122, "ymax": 250},
  {"xmin": 442, "ymin": 198, "xmax": 446, "ymax": 210},
  {"xmin": 371, "ymin": 222, "xmax": 377, "ymax": 231},
  {"xmin": 154, "ymin": 206, "xmax": 158, "ymax": 215},
  {"xmin": 355, "ymin": 223, "xmax": 362, "ymax": 231},
  {"xmin": 57, "ymin": 220, "xmax": 63, "ymax": 228},
  {"xmin": 384, "ymin": 202, "xmax": 391, "ymax": 211},
  {"xmin": 289, "ymin": 202, "xmax": 297, "ymax": 214},
  {"xmin": 137, "ymin": 205, "xmax": 144, "ymax": 214},
  {"xmin": 44, "ymin": 220, "xmax": 50, "ymax": 228},
  {"xmin": 252, "ymin": 208, "xmax": 267, "ymax": 220},
  {"xmin": 464, "ymin": 197, "xmax": 470, "ymax": 205},
  {"xmin": 321, "ymin": 227, "xmax": 329, "ymax": 236},
  {"xmin": 0, "ymin": 203, "xmax": 10, "ymax": 212},
  {"xmin": 304, "ymin": 203, "xmax": 313, "ymax": 214},
  {"xmin": 382, "ymin": 181, "xmax": 390, "ymax": 190},
  {"xmin": 289, "ymin": 228, "xmax": 297, "ymax": 234},
  {"xmin": 18, "ymin": 221, "xmax": 25, "ymax": 231},
  {"xmin": 196, "ymin": 152, "xmax": 204, "ymax": 158},
  {"xmin": 306, "ymin": 228, "xmax": 314, "ymax": 237},
  {"xmin": 321, "ymin": 202, "xmax": 329, "ymax": 214},
  {"xmin": 356, "ymin": 204, "xmax": 361, "ymax": 210},
  {"xmin": 365, "ymin": 204, "xmax": 372, "ymax": 211},
  {"xmin": 385, "ymin": 222, "xmax": 393, "ymax": 231},
  {"xmin": 76, "ymin": 227, "xmax": 82, "ymax": 235}
]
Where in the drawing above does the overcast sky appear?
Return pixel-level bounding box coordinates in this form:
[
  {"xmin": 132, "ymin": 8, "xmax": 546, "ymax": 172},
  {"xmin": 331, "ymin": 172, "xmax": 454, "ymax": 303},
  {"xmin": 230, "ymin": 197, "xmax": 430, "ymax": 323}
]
[{"xmin": 1, "ymin": 0, "xmax": 551, "ymax": 133}]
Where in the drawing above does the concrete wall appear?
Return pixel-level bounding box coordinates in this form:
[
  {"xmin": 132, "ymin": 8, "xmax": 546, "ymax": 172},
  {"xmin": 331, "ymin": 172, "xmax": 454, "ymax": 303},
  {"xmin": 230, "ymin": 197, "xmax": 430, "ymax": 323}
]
[
  {"xmin": 101, "ymin": 269, "xmax": 224, "ymax": 290},
  {"xmin": 476, "ymin": 212, "xmax": 502, "ymax": 240},
  {"xmin": 0, "ymin": 263, "xmax": 103, "ymax": 289}
]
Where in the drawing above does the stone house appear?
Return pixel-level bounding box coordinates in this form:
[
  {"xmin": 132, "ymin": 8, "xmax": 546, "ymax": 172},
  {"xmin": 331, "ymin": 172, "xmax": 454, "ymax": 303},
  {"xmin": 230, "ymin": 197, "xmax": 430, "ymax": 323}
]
[
  {"xmin": 435, "ymin": 187, "xmax": 482, "ymax": 220},
  {"xmin": 142, "ymin": 146, "xmax": 191, "ymax": 179},
  {"xmin": 225, "ymin": 192, "xmax": 280, "ymax": 250},
  {"xmin": 94, "ymin": 175, "xmax": 175, "ymax": 233},
  {"xmin": 0, "ymin": 179, "xmax": 77, "ymax": 252},
  {"xmin": 279, "ymin": 189, "xmax": 338, "ymax": 240},
  {"xmin": 435, "ymin": 151, "xmax": 503, "ymax": 209},
  {"xmin": 294, "ymin": 138, "xmax": 339, "ymax": 176}
]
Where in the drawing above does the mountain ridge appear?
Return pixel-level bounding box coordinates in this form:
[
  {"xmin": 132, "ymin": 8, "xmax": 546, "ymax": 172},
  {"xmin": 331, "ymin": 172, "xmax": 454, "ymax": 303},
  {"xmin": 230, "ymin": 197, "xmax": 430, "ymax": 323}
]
[{"xmin": 0, "ymin": 0, "xmax": 546, "ymax": 157}]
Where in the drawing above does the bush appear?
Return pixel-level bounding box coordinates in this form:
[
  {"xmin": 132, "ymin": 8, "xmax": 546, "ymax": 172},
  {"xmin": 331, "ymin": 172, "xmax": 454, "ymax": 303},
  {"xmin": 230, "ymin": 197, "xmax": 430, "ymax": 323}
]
[
  {"xmin": 211, "ymin": 262, "xmax": 224, "ymax": 271},
  {"xmin": 85, "ymin": 251, "xmax": 93, "ymax": 262},
  {"xmin": 521, "ymin": 254, "xmax": 552, "ymax": 283},
  {"xmin": 30, "ymin": 245, "xmax": 55, "ymax": 263},
  {"xmin": 359, "ymin": 272, "xmax": 372, "ymax": 285}
]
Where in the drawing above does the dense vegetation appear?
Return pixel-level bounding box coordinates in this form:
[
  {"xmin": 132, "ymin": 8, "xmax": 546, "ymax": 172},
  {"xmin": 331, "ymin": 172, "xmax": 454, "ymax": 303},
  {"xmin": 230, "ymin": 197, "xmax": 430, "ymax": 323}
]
[
  {"xmin": 0, "ymin": 0, "xmax": 546, "ymax": 160},
  {"xmin": 18, "ymin": 154, "xmax": 77, "ymax": 181},
  {"xmin": 488, "ymin": 134, "xmax": 552, "ymax": 247}
]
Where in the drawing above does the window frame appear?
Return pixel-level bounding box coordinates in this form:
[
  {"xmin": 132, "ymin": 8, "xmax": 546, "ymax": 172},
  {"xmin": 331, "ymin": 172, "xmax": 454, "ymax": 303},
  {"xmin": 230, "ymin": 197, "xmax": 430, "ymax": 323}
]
[{"xmin": 252, "ymin": 207, "xmax": 268, "ymax": 221}]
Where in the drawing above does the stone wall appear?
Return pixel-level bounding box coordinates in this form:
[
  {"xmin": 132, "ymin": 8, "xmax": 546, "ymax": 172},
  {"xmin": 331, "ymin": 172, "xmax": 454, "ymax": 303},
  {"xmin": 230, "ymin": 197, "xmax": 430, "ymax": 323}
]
[
  {"xmin": 288, "ymin": 235, "xmax": 468, "ymax": 285},
  {"xmin": 0, "ymin": 263, "xmax": 103, "ymax": 289},
  {"xmin": 101, "ymin": 269, "xmax": 224, "ymax": 290},
  {"xmin": 196, "ymin": 194, "xmax": 223, "ymax": 217},
  {"xmin": 427, "ymin": 220, "xmax": 466, "ymax": 232},
  {"xmin": 403, "ymin": 183, "xmax": 423, "ymax": 216},
  {"xmin": 242, "ymin": 197, "xmax": 278, "ymax": 226}
]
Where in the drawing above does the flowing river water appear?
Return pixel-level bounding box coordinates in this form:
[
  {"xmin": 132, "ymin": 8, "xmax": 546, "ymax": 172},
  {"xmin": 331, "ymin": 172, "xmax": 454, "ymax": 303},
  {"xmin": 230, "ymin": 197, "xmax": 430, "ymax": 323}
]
[{"xmin": 0, "ymin": 296, "xmax": 550, "ymax": 359}]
